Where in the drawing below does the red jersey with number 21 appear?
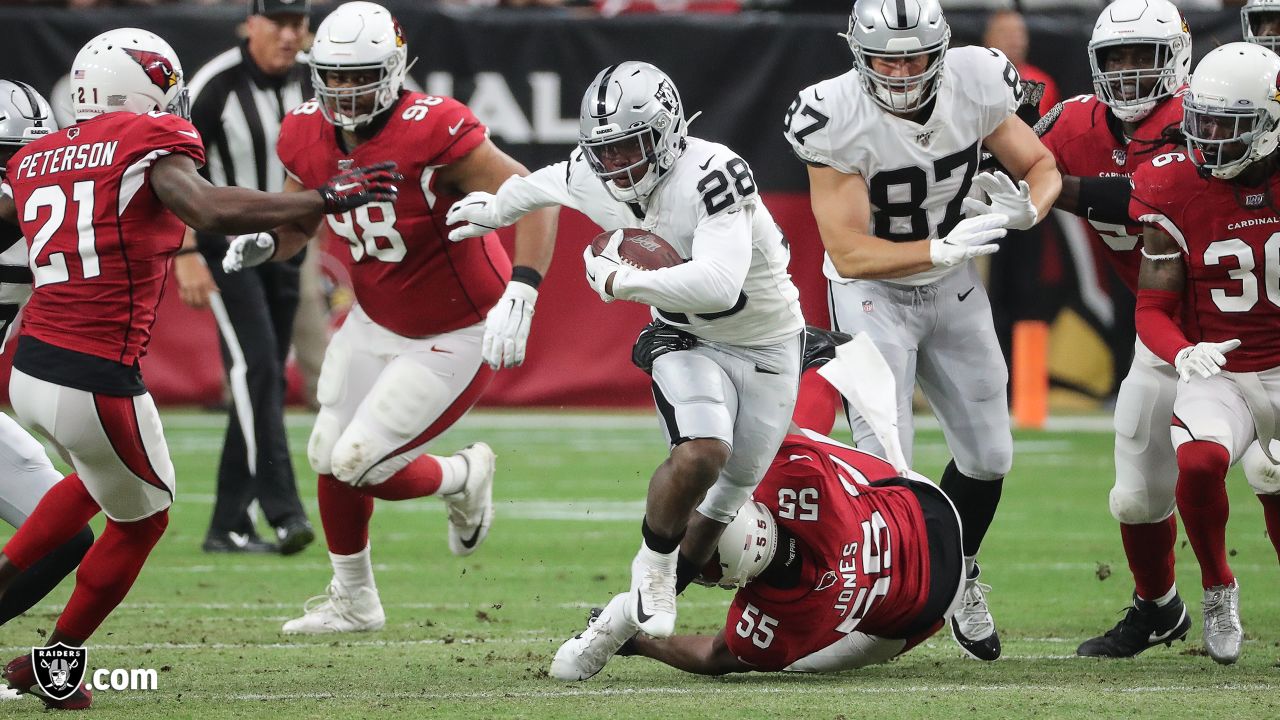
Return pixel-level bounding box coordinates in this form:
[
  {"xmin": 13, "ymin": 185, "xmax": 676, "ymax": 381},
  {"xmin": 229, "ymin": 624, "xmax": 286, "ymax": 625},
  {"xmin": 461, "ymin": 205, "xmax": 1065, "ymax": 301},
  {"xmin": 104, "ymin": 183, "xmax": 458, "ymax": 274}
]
[
  {"xmin": 722, "ymin": 433, "xmax": 932, "ymax": 671},
  {"xmin": 277, "ymin": 91, "xmax": 511, "ymax": 338},
  {"xmin": 5, "ymin": 111, "xmax": 204, "ymax": 365}
]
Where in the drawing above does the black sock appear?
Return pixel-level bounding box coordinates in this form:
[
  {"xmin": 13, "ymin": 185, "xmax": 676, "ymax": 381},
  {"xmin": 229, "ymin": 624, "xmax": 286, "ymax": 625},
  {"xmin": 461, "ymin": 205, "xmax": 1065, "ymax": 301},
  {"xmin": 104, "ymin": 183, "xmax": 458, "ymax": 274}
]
[
  {"xmin": 675, "ymin": 553, "xmax": 701, "ymax": 594},
  {"xmin": 939, "ymin": 461, "xmax": 1003, "ymax": 557},
  {"xmin": 640, "ymin": 517, "xmax": 683, "ymax": 555},
  {"xmin": 0, "ymin": 526, "xmax": 94, "ymax": 626}
]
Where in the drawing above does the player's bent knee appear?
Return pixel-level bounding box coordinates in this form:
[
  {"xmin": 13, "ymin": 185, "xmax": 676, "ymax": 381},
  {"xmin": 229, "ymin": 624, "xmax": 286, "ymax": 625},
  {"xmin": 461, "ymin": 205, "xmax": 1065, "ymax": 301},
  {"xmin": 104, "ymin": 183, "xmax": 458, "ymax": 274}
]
[
  {"xmin": 329, "ymin": 423, "xmax": 382, "ymax": 486},
  {"xmin": 671, "ymin": 438, "xmax": 731, "ymax": 486},
  {"xmin": 307, "ymin": 410, "xmax": 342, "ymax": 475},
  {"xmin": 1243, "ymin": 441, "xmax": 1280, "ymax": 494},
  {"xmin": 1109, "ymin": 486, "xmax": 1174, "ymax": 525}
]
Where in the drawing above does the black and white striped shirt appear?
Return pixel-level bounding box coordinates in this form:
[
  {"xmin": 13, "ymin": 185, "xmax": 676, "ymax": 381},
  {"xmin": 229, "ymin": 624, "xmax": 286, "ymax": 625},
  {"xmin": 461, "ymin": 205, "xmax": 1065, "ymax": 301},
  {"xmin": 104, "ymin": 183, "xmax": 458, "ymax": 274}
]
[{"xmin": 187, "ymin": 43, "xmax": 312, "ymax": 193}]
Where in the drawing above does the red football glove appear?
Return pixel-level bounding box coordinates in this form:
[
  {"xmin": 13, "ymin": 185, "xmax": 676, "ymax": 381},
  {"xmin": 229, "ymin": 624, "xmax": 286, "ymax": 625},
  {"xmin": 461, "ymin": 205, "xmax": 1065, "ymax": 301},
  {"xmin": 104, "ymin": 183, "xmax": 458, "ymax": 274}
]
[{"xmin": 318, "ymin": 161, "xmax": 402, "ymax": 214}]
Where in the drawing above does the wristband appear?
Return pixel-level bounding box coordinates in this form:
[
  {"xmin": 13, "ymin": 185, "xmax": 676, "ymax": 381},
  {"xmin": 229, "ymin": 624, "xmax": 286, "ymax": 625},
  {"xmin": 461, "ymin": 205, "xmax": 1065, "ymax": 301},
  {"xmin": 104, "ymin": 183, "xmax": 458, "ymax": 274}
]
[{"xmin": 510, "ymin": 265, "xmax": 543, "ymax": 289}]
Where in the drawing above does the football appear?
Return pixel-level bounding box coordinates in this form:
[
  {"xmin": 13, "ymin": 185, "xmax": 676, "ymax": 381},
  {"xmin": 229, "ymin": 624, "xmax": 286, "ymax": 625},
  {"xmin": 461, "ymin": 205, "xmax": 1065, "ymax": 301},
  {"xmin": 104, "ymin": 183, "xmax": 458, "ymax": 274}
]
[{"xmin": 590, "ymin": 228, "xmax": 684, "ymax": 270}]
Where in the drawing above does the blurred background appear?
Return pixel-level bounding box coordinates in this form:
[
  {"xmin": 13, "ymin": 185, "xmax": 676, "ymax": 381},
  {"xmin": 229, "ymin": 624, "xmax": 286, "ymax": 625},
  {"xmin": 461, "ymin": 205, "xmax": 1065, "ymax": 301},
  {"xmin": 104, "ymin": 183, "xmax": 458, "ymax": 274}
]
[{"xmin": 0, "ymin": 0, "xmax": 1251, "ymax": 412}]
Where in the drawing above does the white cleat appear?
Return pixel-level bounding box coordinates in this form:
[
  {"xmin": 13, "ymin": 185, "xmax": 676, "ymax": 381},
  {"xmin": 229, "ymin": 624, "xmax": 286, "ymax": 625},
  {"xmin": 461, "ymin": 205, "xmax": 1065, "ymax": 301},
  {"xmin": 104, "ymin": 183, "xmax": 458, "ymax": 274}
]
[
  {"xmin": 444, "ymin": 442, "xmax": 496, "ymax": 557},
  {"xmin": 628, "ymin": 544, "xmax": 677, "ymax": 638},
  {"xmin": 281, "ymin": 580, "xmax": 386, "ymax": 634},
  {"xmin": 950, "ymin": 565, "xmax": 1001, "ymax": 661},
  {"xmin": 1202, "ymin": 580, "xmax": 1242, "ymax": 665},
  {"xmin": 550, "ymin": 593, "xmax": 636, "ymax": 681}
]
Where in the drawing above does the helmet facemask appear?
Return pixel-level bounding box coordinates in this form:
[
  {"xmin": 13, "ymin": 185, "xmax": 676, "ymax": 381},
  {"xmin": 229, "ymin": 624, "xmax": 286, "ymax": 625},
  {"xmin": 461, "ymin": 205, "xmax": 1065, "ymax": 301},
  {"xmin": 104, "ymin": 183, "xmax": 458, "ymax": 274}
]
[
  {"xmin": 580, "ymin": 125, "xmax": 671, "ymax": 203},
  {"xmin": 1090, "ymin": 41, "xmax": 1182, "ymax": 123},
  {"xmin": 312, "ymin": 59, "xmax": 404, "ymax": 131},
  {"xmin": 852, "ymin": 33, "xmax": 949, "ymax": 115},
  {"xmin": 1183, "ymin": 99, "xmax": 1279, "ymax": 179},
  {"xmin": 1243, "ymin": 7, "xmax": 1280, "ymax": 52}
]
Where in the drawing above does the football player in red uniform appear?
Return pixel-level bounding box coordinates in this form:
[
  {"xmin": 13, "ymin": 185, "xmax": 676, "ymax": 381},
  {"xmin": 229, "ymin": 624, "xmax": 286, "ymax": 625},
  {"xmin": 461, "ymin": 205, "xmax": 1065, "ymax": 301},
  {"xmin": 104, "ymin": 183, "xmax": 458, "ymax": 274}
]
[
  {"xmin": 1131, "ymin": 42, "xmax": 1280, "ymax": 665},
  {"xmin": 551, "ymin": 333, "xmax": 963, "ymax": 678},
  {"xmin": 1037, "ymin": 0, "xmax": 1197, "ymax": 658},
  {"xmin": 221, "ymin": 1, "xmax": 557, "ymax": 634},
  {"xmin": 0, "ymin": 28, "xmax": 394, "ymax": 709}
]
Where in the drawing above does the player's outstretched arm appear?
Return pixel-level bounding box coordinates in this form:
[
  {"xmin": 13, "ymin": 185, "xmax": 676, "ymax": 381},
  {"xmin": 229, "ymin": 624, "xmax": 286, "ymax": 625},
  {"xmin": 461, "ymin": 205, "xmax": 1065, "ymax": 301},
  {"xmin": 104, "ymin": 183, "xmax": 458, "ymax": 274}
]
[
  {"xmin": 984, "ymin": 114, "xmax": 1061, "ymax": 226},
  {"xmin": 1135, "ymin": 224, "xmax": 1193, "ymax": 365},
  {"xmin": 629, "ymin": 630, "xmax": 752, "ymax": 676},
  {"xmin": 151, "ymin": 154, "xmax": 399, "ymax": 236}
]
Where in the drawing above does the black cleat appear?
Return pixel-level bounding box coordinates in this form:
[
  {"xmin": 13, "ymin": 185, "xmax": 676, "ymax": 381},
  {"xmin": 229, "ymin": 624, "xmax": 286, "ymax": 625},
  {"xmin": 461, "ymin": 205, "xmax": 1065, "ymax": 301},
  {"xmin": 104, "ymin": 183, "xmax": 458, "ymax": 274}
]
[
  {"xmin": 202, "ymin": 530, "xmax": 278, "ymax": 554},
  {"xmin": 801, "ymin": 326, "xmax": 854, "ymax": 372},
  {"xmin": 1076, "ymin": 592, "xmax": 1192, "ymax": 658},
  {"xmin": 275, "ymin": 518, "xmax": 316, "ymax": 556}
]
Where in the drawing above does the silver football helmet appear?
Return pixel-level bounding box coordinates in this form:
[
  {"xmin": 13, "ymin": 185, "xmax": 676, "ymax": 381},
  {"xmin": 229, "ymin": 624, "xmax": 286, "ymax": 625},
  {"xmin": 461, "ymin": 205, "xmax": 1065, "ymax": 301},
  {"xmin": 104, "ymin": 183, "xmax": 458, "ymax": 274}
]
[
  {"xmin": 578, "ymin": 61, "xmax": 688, "ymax": 203},
  {"xmin": 1183, "ymin": 42, "xmax": 1280, "ymax": 179},
  {"xmin": 0, "ymin": 80, "xmax": 56, "ymax": 159},
  {"xmin": 1244, "ymin": 0, "xmax": 1280, "ymax": 51},
  {"xmin": 1088, "ymin": 0, "xmax": 1191, "ymax": 123},
  {"xmin": 846, "ymin": 0, "xmax": 950, "ymax": 114}
]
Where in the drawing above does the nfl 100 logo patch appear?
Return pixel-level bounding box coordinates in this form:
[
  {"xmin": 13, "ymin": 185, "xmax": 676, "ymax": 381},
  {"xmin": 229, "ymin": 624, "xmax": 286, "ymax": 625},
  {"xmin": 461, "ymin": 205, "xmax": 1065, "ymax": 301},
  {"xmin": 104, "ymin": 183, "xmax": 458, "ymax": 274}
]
[
  {"xmin": 1246, "ymin": 193, "xmax": 1265, "ymax": 208},
  {"xmin": 862, "ymin": 300, "xmax": 874, "ymax": 314},
  {"xmin": 1112, "ymin": 149, "xmax": 1126, "ymax": 166}
]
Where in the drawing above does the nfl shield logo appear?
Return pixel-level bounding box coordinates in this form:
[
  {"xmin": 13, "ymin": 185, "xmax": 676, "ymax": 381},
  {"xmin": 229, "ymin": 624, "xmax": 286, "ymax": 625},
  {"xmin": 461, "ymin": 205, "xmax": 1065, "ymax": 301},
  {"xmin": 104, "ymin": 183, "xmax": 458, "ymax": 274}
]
[
  {"xmin": 1112, "ymin": 149, "xmax": 1126, "ymax": 166},
  {"xmin": 1246, "ymin": 193, "xmax": 1265, "ymax": 208},
  {"xmin": 337, "ymin": 159, "xmax": 354, "ymax": 170},
  {"xmin": 915, "ymin": 130, "xmax": 934, "ymax": 147},
  {"xmin": 862, "ymin": 300, "xmax": 874, "ymax": 314},
  {"xmin": 31, "ymin": 643, "xmax": 88, "ymax": 701}
]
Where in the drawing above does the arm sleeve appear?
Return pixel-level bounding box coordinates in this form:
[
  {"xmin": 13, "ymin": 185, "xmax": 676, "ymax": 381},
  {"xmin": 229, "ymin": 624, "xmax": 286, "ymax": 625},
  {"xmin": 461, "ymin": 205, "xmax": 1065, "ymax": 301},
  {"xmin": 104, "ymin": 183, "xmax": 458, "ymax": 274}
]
[
  {"xmin": 612, "ymin": 206, "xmax": 752, "ymax": 314},
  {"xmin": 1135, "ymin": 288, "xmax": 1190, "ymax": 365},
  {"xmin": 487, "ymin": 160, "xmax": 576, "ymax": 224}
]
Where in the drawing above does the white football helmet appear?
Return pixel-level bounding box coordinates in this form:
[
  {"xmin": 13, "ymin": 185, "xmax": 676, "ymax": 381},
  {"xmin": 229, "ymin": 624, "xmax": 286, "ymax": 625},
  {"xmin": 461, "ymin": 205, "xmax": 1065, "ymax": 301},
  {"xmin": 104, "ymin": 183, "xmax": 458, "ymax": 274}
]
[
  {"xmin": 1088, "ymin": 0, "xmax": 1191, "ymax": 123},
  {"xmin": 700, "ymin": 501, "xmax": 777, "ymax": 589},
  {"xmin": 1183, "ymin": 42, "xmax": 1280, "ymax": 180},
  {"xmin": 578, "ymin": 61, "xmax": 688, "ymax": 204},
  {"xmin": 846, "ymin": 0, "xmax": 950, "ymax": 114},
  {"xmin": 70, "ymin": 28, "xmax": 188, "ymax": 121},
  {"xmin": 0, "ymin": 80, "xmax": 56, "ymax": 153},
  {"xmin": 1243, "ymin": 0, "xmax": 1280, "ymax": 52},
  {"xmin": 310, "ymin": 1, "xmax": 408, "ymax": 130}
]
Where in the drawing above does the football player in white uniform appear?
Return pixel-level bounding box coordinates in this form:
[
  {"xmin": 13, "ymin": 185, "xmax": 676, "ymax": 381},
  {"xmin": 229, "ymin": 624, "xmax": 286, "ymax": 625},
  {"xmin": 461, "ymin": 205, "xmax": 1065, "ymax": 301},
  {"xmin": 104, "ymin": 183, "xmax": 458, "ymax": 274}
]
[
  {"xmin": 447, "ymin": 61, "xmax": 805, "ymax": 679},
  {"xmin": 783, "ymin": 0, "xmax": 1060, "ymax": 661},
  {"xmin": 0, "ymin": 80, "xmax": 94, "ymax": 635}
]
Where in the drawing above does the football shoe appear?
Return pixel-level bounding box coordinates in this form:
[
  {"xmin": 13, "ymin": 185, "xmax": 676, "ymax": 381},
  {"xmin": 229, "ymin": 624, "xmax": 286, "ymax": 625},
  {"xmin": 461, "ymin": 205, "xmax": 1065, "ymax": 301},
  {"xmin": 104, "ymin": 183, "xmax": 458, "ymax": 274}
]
[
  {"xmin": 1202, "ymin": 581, "xmax": 1242, "ymax": 665},
  {"xmin": 1076, "ymin": 592, "xmax": 1191, "ymax": 657},
  {"xmin": 443, "ymin": 442, "xmax": 496, "ymax": 556},
  {"xmin": 281, "ymin": 580, "xmax": 385, "ymax": 634},
  {"xmin": 628, "ymin": 544, "xmax": 678, "ymax": 638},
  {"xmin": 550, "ymin": 593, "xmax": 636, "ymax": 681},
  {"xmin": 950, "ymin": 564, "xmax": 1001, "ymax": 661}
]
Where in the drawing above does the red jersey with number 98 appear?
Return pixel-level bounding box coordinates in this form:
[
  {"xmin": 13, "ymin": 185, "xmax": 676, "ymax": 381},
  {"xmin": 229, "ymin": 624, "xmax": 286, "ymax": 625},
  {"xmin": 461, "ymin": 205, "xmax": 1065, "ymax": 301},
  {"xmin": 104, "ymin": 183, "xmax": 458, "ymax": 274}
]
[
  {"xmin": 1038, "ymin": 91, "xmax": 1183, "ymax": 294},
  {"xmin": 1130, "ymin": 150, "xmax": 1280, "ymax": 371},
  {"xmin": 5, "ymin": 111, "xmax": 204, "ymax": 365},
  {"xmin": 722, "ymin": 433, "xmax": 932, "ymax": 671},
  {"xmin": 277, "ymin": 91, "xmax": 511, "ymax": 338}
]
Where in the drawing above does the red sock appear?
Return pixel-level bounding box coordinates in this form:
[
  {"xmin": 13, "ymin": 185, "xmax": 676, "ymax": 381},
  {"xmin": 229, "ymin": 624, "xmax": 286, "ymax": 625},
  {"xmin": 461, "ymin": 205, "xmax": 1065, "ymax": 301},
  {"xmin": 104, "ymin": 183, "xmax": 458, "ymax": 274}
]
[
  {"xmin": 362, "ymin": 456, "xmax": 444, "ymax": 501},
  {"xmin": 1120, "ymin": 516, "xmax": 1177, "ymax": 601},
  {"xmin": 792, "ymin": 368, "xmax": 839, "ymax": 436},
  {"xmin": 1175, "ymin": 441, "xmax": 1234, "ymax": 588},
  {"xmin": 318, "ymin": 473, "xmax": 374, "ymax": 555},
  {"xmin": 1257, "ymin": 493, "xmax": 1280, "ymax": 564},
  {"xmin": 55, "ymin": 510, "xmax": 168, "ymax": 641},
  {"xmin": 3, "ymin": 474, "xmax": 99, "ymax": 570}
]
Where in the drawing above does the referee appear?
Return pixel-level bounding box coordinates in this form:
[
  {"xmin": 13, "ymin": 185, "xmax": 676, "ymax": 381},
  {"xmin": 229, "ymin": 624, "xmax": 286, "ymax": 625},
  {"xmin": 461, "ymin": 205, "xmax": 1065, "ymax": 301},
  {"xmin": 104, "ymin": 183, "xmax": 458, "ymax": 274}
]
[{"xmin": 178, "ymin": 0, "xmax": 315, "ymax": 555}]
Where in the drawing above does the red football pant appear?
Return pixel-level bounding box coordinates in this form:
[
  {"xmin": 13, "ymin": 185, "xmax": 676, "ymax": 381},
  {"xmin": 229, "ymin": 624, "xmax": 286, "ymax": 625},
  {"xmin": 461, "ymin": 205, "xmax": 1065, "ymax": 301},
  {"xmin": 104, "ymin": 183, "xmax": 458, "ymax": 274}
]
[
  {"xmin": 1120, "ymin": 516, "xmax": 1177, "ymax": 601},
  {"xmin": 57, "ymin": 510, "xmax": 169, "ymax": 642},
  {"xmin": 1175, "ymin": 441, "xmax": 1234, "ymax": 589}
]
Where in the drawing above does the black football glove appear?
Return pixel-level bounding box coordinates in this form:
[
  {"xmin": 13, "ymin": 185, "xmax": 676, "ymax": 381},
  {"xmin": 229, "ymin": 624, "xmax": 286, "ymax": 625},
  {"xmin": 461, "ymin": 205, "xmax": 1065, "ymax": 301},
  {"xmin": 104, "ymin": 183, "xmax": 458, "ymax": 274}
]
[
  {"xmin": 632, "ymin": 320, "xmax": 697, "ymax": 375},
  {"xmin": 318, "ymin": 160, "xmax": 402, "ymax": 214},
  {"xmin": 801, "ymin": 325, "xmax": 853, "ymax": 372}
]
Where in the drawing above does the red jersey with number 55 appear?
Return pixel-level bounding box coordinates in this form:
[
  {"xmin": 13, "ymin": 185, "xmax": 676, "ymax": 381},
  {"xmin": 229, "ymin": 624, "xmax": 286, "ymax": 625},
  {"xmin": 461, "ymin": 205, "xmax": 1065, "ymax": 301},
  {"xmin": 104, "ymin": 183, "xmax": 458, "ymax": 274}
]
[
  {"xmin": 5, "ymin": 111, "xmax": 204, "ymax": 365},
  {"xmin": 1130, "ymin": 151, "xmax": 1280, "ymax": 371},
  {"xmin": 722, "ymin": 433, "xmax": 932, "ymax": 671},
  {"xmin": 277, "ymin": 91, "xmax": 511, "ymax": 338},
  {"xmin": 1038, "ymin": 91, "xmax": 1183, "ymax": 294}
]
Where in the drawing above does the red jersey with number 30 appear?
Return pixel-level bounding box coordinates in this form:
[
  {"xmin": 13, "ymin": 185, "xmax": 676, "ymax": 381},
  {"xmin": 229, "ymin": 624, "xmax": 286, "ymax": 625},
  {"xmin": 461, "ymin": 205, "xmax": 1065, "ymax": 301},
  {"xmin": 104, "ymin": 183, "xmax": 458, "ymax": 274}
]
[
  {"xmin": 1039, "ymin": 91, "xmax": 1183, "ymax": 293},
  {"xmin": 1130, "ymin": 151, "xmax": 1280, "ymax": 371},
  {"xmin": 5, "ymin": 111, "xmax": 204, "ymax": 365},
  {"xmin": 722, "ymin": 433, "xmax": 932, "ymax": 671},
  {"xmin": 277, "ymin": 91, "xmax": 511, "ymax": 338}
]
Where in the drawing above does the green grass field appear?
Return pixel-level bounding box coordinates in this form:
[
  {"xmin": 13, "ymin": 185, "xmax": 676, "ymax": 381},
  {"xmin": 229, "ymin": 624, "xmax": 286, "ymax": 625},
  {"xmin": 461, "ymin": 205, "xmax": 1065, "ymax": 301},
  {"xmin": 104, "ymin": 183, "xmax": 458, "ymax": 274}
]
[{"xmin": 1, "ymin": 410, "xmax": 1278, "ymax": 718}]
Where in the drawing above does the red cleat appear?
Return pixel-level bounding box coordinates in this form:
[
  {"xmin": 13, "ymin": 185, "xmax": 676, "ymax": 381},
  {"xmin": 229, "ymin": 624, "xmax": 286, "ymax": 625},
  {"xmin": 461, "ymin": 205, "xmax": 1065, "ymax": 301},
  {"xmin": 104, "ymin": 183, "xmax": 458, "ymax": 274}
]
[{"xmin": 3, "ymin": 654, "xmax": 92, "ymax": 710}]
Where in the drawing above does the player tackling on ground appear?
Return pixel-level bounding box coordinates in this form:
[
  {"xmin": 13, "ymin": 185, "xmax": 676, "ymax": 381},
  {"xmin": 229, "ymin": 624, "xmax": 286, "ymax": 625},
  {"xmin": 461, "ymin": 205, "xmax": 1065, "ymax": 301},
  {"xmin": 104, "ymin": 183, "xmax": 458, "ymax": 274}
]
[
  {"xmin": 0, "ymin": 28, "xmax": 395, "ymax": 709},
  {"xmin": 221, "ymin": 1, "xmax": 557, "ymax": 634},
  {"xmin": 1131, "ymin": 41, "xmax": 1280, "ymax": 665},
  {"xmin": 447, "ymin": 61, "xmax": 805, "ymax": 653}
]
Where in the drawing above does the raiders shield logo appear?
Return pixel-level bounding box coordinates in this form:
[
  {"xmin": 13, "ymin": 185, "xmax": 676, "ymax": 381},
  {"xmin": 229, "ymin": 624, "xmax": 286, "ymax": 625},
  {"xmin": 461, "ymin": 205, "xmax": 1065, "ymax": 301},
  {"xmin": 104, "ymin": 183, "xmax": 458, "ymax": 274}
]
[
  {"xmin": 123, "ymin": 48, "xmax": 179, "ymax": 94},
  {"xmin": 654, "ymin": 79, "xmax": 679, "ymax": 114},
  {"xmin": 31, "ymin": 643, "xmax": 88, "ymax": 701}
]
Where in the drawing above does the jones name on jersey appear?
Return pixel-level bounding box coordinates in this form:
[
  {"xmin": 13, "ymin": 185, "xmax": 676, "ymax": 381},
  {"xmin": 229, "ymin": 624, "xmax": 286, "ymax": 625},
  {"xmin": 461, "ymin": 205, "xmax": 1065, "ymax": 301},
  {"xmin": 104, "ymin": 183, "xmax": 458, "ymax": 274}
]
[{"xmin": 784, "ymin": 46, "xmax": 1021, "ymax": 287}]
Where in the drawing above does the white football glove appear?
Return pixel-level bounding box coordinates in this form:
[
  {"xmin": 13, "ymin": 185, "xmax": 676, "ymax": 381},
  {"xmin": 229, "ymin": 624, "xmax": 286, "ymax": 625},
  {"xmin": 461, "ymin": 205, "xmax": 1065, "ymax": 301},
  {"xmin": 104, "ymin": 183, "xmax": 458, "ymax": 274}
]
[
  {"xmin": 582, "ymin": 231, "xmax": 629, "ymax": 303},
  {"xmin": 1174, "ymin": 339, "xmax": 1241, "ymax": 382},
  {"xmin": 929, "ymin": 214, "xmax": 1008, "ymax": 268},
  {"xmin": 483, "ymin": 281, "xmax": 538, "ymax": 369},
  {"xmin": 962, "ymin": 171, "xmax": 1038, "ymax": 231},
  {"xmin": 222, "ymin": 232, "xmax": 276, "ymax": 273},
  {"xmin": 446, "ymin": 192, "xmax": 505, "ymax": 241}
]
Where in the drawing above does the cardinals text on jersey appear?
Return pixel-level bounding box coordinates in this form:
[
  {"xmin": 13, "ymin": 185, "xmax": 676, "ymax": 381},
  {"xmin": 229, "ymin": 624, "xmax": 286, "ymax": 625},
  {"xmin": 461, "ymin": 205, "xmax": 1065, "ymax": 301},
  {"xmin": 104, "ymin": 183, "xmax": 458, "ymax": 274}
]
[
  {"xmin": 5, "ymin": 111, "xmax": 204, "ymax": 367},
  {"xmin": 784, "ymin": 46, "xmax": 1021, "ymax": 287},
  {"xmin": 1131, "ymin": 150, "xmax": 1280, "ymax": 371},
  {"xmin": 1038, "ymin": 90, "xmax": 1184, "ymax": 292},
  {"xmin": 722, "ymin": 433, "xmax": 934, "ymax": 670},
  {"xmin": 277, "ymin": 91, "xmax": 511, "ymax": 338}
]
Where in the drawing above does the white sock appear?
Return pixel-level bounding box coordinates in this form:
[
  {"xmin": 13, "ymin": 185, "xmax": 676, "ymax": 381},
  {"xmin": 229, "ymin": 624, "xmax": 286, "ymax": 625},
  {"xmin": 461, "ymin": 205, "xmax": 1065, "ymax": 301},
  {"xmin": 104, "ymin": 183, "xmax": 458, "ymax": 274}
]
[
  {"xmin": 634, "ymin": 542, "xmax": 677, "ymax": 572},
  {"xmin": 330, "ymin": 545, "xmax": 376, "ymax": 591},
  {"xmin": 1142, "ymin": 585, "xmax": 1178, "ymax": 607},
  {"xmin": 436, "ymin": 453, "xmax": 469, "ymax": 496}
]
